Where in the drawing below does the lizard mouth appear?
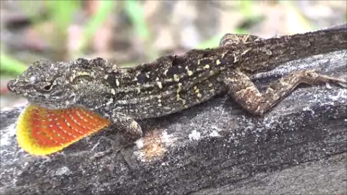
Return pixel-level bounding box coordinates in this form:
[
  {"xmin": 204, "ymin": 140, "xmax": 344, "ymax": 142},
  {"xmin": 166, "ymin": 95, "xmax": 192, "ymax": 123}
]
[
  {"xmin": 16, "ymin": 104, "xmax": 111, "ymax": 155},
  {"xmin": 26, "ymin": 92, "xmax": 78, "ymax": 110},
  {"xmin": 28, "ymin": 99, "xmax": 70, "ymax": 110}
]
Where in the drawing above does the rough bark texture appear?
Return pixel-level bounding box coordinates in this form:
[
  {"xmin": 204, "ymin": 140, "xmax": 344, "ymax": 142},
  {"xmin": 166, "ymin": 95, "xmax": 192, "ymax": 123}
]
[{"xmin": 1, "ymin": 50, "xmax": 347, "ymax": 194}]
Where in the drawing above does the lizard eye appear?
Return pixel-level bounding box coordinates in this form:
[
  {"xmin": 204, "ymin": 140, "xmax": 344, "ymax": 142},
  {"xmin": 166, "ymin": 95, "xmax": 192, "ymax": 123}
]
[
  {"xmin": 43, "ymin": 84, "xmax": 53, "ymax": 91},
  {"xmin": 38, "ymin": 82, "xmax": 54, "ymax": 92}
]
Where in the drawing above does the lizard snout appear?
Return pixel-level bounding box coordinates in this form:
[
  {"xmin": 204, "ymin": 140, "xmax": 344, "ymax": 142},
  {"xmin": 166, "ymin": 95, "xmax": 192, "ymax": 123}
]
[
  {"xmin": 7, "ymin": 79, "xmax": 17, "ymax": 93},
  {"xmin": 7, "ymin": 79, "xmax": 27, "ymax": 94}
]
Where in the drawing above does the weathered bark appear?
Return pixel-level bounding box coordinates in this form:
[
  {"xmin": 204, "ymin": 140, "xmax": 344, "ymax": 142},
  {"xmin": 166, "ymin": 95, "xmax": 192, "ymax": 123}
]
[{"xmin": 1, "ymin": 45, "xmax": 347, "ymax": 194}]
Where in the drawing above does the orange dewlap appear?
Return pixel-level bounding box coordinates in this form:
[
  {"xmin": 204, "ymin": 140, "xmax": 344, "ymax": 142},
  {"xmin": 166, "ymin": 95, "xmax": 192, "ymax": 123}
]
[{"xmin": 17, "ymin": 104, "xmax": 111, "ymax": 156}]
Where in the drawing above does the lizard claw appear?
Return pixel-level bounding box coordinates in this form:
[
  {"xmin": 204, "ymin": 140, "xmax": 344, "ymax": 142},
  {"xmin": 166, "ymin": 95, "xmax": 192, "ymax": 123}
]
[
  {"xmin": 336, "ymin": 80, "xmax": 347, "ymax": 88},
  {"xmin": 329, "ymin": 76, "xmax": 347, "ymax": 88}
]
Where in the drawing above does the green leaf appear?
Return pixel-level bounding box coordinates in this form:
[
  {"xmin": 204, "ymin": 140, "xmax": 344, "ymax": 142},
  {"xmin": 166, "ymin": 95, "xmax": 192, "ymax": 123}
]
[
  {"xmin": 124, "ymin": 0, "xmax": 150, "ymax": 41},
  {"xmin": 78, "ymin": 1, "xmax": 115, "ymax": 54},
  {"xmin": 0, "ymin": 52, "xmax": 28, "ymax": 75},
  {"xmin": 45, "ymin": 0, "xmax": 80, "ymax": 31}
]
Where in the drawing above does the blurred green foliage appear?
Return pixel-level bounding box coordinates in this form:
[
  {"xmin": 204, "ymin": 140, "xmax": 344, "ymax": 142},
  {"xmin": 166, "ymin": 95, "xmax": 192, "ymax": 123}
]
[
  {"xmin": 77, "ymin": 1, "xmax": 115, "ymax": 58},
  {"xmin": 2, "ymin": 0, "xmax": 342, "ymax": 78},
  {"xmin": 0, "ymin": 0, "xmax": 115, "ymax": 76},
  {"xmin": 46, "ymin": 1, "xmax": 80, "ymax": 32},
  {"xmin": 125, "ymin": 0, "xmax": 150, "ymax": 42},
  {"xmin": 0, "ymin": 51, "xmax": 28, "ymax": 76}
]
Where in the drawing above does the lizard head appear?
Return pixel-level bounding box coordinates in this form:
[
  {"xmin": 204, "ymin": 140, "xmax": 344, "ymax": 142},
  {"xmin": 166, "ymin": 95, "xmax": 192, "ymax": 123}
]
[
  {"xmin": 8, "ymin": 58, "xmax": 111, "ymax": 110},
  {"xmin": 8, "ymin": 58, "xmax": 113, "ymax": 156}
]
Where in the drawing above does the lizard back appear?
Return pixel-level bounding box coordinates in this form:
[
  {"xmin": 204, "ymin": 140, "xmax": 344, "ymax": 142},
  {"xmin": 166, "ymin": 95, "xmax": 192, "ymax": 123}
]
[{"xmin": 95, "ymin": 50, "xmax": 235, "ymax": 119}]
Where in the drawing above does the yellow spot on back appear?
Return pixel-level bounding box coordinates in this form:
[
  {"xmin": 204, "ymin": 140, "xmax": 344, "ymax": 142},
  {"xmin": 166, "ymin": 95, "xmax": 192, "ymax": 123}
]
[
  {"xmin": 77, "ymin": 72, "xmax": 90, "ymax": 76},
  {"xmin": 177, "ymin": 83, "xmax": 182, "ymax": 92},
  {"xmin": 115, "ymin": 79, "xmax": 120, "ymax": 86},
  {"xmin": 176, "ymin": 93, "xmax": 182, "ymax": 101},
  {"xmin": 194, "ymin": 86, "xmax": 200, "ymax": 97},
  {"xmin": 130, "ymin": 121, "xmax": 138, "ymax": 129},
  {"xmin": 216, "ymin": 59, "xmax": 221, "ymax": 65},
  {"xmin": 165, "ymin": 78, "xmax": 173, "ymax": 82},
  {"xmin": 111, "ymin": 89, "xmax": 116, "ymax": 95},
  {"xmin": 182, "ymin": 99, "xmax": 186, "ymax": 105},
  {"xmin": 173, "ymin": 74, "xmax": 180, "ymax": 82},
  {"xmin": 185, "ymin": 66, "xmax": 193, "ymax": 76},
  {"xmin": 203, "ymin": 64, "xmax": 210, "ymax": 69},
  {"xmin": 157, "ymin": 82, "xmax": 163, "ymax": 89}
]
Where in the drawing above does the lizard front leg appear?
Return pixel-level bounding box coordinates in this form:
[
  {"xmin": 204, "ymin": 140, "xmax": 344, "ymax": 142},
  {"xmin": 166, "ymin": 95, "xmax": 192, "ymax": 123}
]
[
  {"xmin": 111, "ymin": 112, "xmax": 143, "ymax": 141},
  {"xmin": 222, "ymin": 69, "xmax": 346, "ymax": 116},
  {"xmin": 219, "ymin": 33, "xmax": 263, "ymax": 45},
  {"xmin": 90, "ymin": 113, "xmax": 142, "ymax": 159}
]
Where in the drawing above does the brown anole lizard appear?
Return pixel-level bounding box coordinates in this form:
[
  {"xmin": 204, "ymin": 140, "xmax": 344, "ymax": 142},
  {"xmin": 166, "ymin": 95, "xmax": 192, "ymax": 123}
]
[{"xmin": 7, "ymin": 24, "xmax": 347, "ymax": 155}]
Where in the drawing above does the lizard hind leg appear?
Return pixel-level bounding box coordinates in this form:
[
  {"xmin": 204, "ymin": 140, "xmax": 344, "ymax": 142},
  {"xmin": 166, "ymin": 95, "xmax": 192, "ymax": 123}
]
[
  {"xmin": 219, "ymin": 34, "xmax": 263, "ymax": 46},
  {"xmin": 223, "ymin": 69, "xmax": 347, "ymax": 116}
]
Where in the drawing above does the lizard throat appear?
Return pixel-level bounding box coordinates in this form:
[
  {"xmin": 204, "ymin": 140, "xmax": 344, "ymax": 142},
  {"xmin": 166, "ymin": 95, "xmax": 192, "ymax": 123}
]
[{"xmin": 16, "ymin": 104, "xmax": 111, "ymax": 155}]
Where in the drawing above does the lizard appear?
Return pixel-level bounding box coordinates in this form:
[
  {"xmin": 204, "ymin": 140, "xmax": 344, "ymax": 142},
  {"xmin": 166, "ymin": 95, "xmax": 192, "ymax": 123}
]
[{"xmin": 7, "ymin": 24, "xmax": 347, "ymax": 156}]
